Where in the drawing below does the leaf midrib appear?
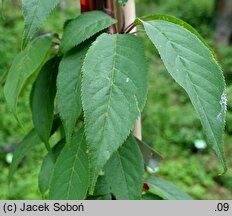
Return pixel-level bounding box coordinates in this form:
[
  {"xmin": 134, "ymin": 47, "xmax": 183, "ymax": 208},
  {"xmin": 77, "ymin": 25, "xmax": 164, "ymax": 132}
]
[
  {"xmin": 149, "ymin": 21, "xmax": 223, "ymax": 157},
  {"xmin": 185, "ymin": 72, "xmax": 224, "ymax": 163},
  {"xmin": 146, "ymin": 21, "xmax": 217, "ymax": 73},
  {"xmin": 91, "ymin": 36, "xmax": 118, "ymax": 183},
  {"xmin": 63, "ymin": 17, "xmax": 113, "ymax": 52},
  {"xmin": 148, "ymin": 21, "xmax": 224, "ymax": 163}
]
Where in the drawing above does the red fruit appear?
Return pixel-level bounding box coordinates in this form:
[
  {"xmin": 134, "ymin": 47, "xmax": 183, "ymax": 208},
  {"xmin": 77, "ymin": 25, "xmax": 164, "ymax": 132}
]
[
  {"xmin": 81, "ymin": 0, "xmax": 94, "ymax": 13},
  {"xmin": 143, "ymin": 183, "xmax": 149, "ymax": 191}
]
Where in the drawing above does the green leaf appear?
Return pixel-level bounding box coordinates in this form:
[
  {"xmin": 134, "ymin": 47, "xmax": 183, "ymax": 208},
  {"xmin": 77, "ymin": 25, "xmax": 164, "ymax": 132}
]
[
  {"xmin": 49, "ymin": 128, "xmax": 89, "ymax": 200},
  {"xmin": 139, "ymin": 17, "xmax": 227, "ymax": 172},
  {"xmin": 48, "ymin": 114, "xmax": 62, "ymax": 136},
  {"xmin": 117, "ymin": 0, "xmax": 128, "ymax": 6},
  {"xmin": 60, "ymin": 11, "xmax": 117, "ymax": 54},
  {"xmin": 39, "ymin": 154, "xmax": 54, "ymax": 196},
  {"xmin": 93, "ymin": 176, "xmax": 111, "ymax": 197},
  {"xmin": 94, "ymin": 194, "xmax": 112, "ymax": 200},
  {"xmin": 145, "ymin": 178, "xmax": 192, "ymax": 200},
  {"xmin": 142, "ymin": 192, "xmax": 163, "ymax": 200},
  {"xmin": 82, "ymin": 33, "xmax": 148, "ymax": 192},
  {"xmin": 32, "ymin": 57, "xmax": 59, "ymax": 151},
  {"xmin": 104, "ymin": 135, "xmax": 144, "ymax": 200},
  {"xmin": 86, "ymin": 194, "xmax": 112, "ymax": 200},
  {"xmin": 9, "ymin": 129, "xmax": 41, "ymax": 183},
  {"xmin": 9, "ymin": 117, "xmax": 61, "ymax": 183},
  {"xmin": 39, "ymin": 140, "xmax": 65, "ymax": 196},
  {"xmin": 4, "ymin": 35, "xmax": 52, "ymax": 115},
  {"xmin": 22, "ymin": 0, "xmax": 59, "ymax": 48},
  {"xmin": 57, "ymin": 43, "xmax": 89, "ymax": 146},
  {"xmin": 135, "ymin": 14, "xmax": 214, "ymax": 54}
]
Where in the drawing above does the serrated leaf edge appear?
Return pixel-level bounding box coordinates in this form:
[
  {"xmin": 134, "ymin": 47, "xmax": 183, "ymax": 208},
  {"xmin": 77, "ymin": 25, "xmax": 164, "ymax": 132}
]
[
  {"xmin": 22, "ymin": 0, "xmax": 59, "ymax": 48},
  {"xmin": 80, "ymin": 34, "xmax": 142, "ymax": 194},
  {"xmin": 49, "ymin": 131, "xmax": 89, "ymax": 199},
  {"xmin": 60, "ymin": 11, "xmax": 117, "ymax": 54},
  {"xmin": 139, "ymin": 18, "xmax": 227, "ymax": 173}
]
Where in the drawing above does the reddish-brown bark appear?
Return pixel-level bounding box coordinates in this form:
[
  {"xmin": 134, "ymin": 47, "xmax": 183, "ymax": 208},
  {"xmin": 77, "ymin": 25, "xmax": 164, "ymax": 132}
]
[{"xmin": 81, "ymin": 0, "xmax": 105, "ymax": 13}]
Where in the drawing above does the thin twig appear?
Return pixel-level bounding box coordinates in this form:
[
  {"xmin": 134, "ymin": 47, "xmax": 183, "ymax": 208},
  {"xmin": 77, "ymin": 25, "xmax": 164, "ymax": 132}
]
[{"xmin": 123, "ymin": 22, "xmax": 136, "ymax": 34}]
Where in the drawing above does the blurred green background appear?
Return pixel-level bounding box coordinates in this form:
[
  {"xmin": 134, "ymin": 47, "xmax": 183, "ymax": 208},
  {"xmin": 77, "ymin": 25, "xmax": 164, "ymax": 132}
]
[{"xmin": 0, "ymin": 0, "xmax": 232, "ymax": 199}]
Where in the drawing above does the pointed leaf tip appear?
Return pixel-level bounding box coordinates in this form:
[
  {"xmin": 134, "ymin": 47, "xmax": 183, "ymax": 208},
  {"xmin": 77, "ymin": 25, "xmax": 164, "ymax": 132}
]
[
  {"xmin": 4, "ymin": 35, "xmax": 53, "ymax": 117},
  {"xmin": 138, "ymin": 16, "xmax": 227, "ymax": 172},
  {"xmin": 22, "ymin": 0, "xmax": 59, "ymax": 48},
  {"xmin": 32, "ymin": 57, "xmax": 59, "ymax": 151},
  {"xmin": 82, "ymin": 33, "xmax": 148, "ymax": 192}
]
